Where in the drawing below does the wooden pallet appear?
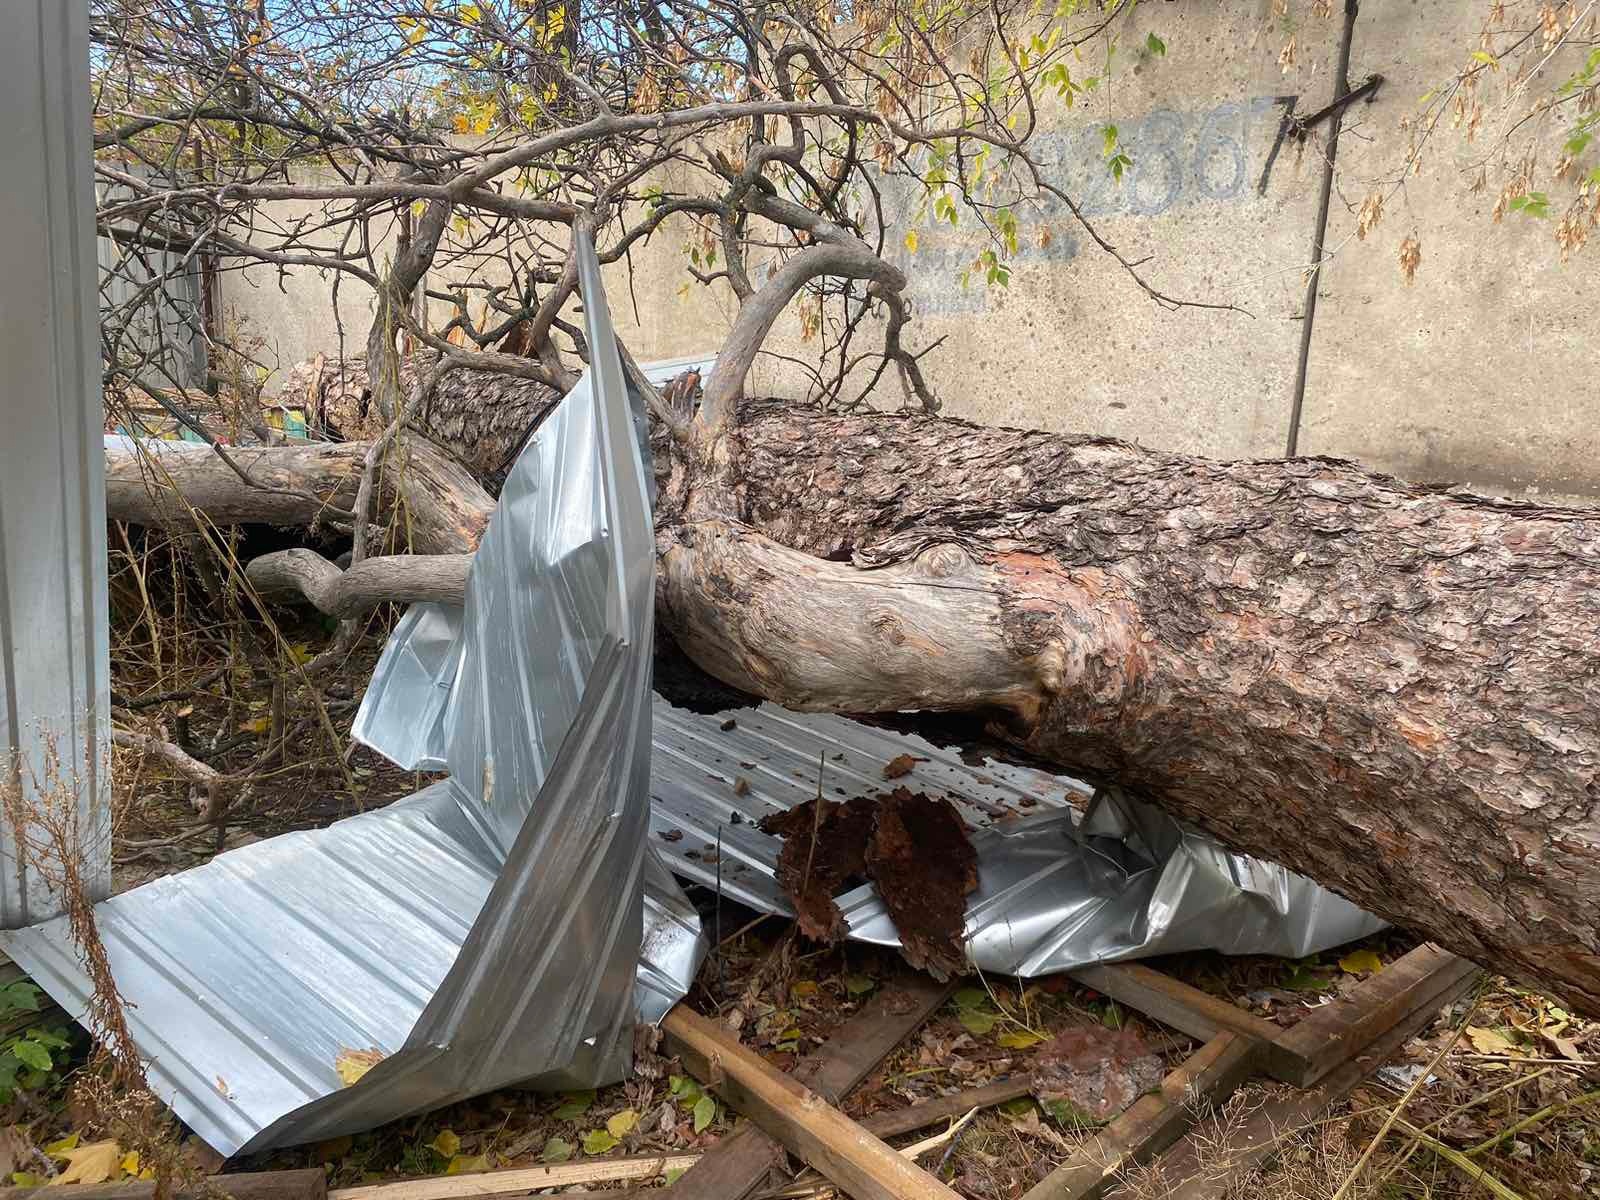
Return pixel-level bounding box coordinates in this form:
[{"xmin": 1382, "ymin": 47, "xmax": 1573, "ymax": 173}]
[{"xmin": 659, "ymin": 943, "xmax": 1481, "ymax": 1200}]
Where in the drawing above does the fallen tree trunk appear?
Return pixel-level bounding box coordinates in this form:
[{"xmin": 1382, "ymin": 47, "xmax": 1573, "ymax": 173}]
[
  {"xmin": 279, "ymin": 353, "xmax": 562, "ymax": 489},
  {"xmin": 109, "ymin": 399, "xmax": 1600, "ymax": 1017},
  {"xmin": 105, "ymin": 437, "xmax": 494, "ymax": 555}
]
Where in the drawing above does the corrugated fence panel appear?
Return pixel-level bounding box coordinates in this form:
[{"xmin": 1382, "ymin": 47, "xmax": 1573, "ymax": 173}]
[{"xmin": 0, "ymin": 1, "xmax": 112, "ymax": 927}]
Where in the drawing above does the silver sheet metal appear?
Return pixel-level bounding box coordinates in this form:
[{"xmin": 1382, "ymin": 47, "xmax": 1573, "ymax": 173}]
[
  {"xmin": 364, "ymin": 614, "xmax": 1380, "ymax": 983},
  {"xmin": 2, "ymin": 233, "xmax": 705, "ymax": 1157},
  {"xmin": 0, "ymin": 1, "xmax": 112, "ymax": 928},
  {"xmin": 645, "ymin": 702, "xmax": 1384, "ymax": 974}
]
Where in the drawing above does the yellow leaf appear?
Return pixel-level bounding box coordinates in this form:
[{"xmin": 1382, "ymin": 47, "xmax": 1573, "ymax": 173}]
[
  {"xmin": 287, "ymin": 643, "xmax": 312, "ymax": 665},
  {"xmin": 50, "ymin": 1141, "xmax": 122, "ymax": 1186},
  {"xmin": 239, "ymin": 716, "xmax": 271, "ymax": 734},
  {"xmin": 903, "ymin": 229, "xmax": 918, "ymax": 254},
  {"xmin": 790, "ymin": 981, "xmax": 818, "ymax": 998},
  {"xmin": 444, "ymin": 1154, "xmax": 488, "ymax": 1176},
  {"xmin": 996, "ymin": 1031, "xmax": 1044, "ymax": 1049},
  {"xmin": 605, "ymin": 1109, "xmax": 638, "ymax": 1139},
  {"xmin": 431, "ymin": 1130, "xmax": 460, "ymax": 1159},
  {"xmin": 334, "ymin": 1047, "xmax": 386, "ymax": 1086},
  {"xmin": 120, "ymin": 1152, "xmax": 139, "ymax": 1177},
  {"xmin": 1464, "ymin": 1026, "xmax": 1517, "ymax": 1055},
  {"xmin": 43, "ymin": 1135, "xmax": 79, "ymax": 1159},
  {"xmin": 1338, "ymin": 949, "xmax": 1383, "ymax": 976}
]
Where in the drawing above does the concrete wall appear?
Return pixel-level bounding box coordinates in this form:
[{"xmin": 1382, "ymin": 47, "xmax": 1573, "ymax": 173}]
[{"xmin": 225, "ymin": 1, "xmax": 1600, "ymax": 500}]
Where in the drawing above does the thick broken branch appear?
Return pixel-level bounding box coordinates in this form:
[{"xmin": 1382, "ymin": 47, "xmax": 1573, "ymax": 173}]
[
  {"xmin": 105, "ymin": 438, "xmax": 494, "ymax": 555},
  {"xmin": 246, "ymin": 550, "xmax": 471, "ymax": 617}
]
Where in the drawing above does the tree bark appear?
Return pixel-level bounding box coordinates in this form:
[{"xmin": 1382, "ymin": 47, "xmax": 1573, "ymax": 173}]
[
  {"xmin": 279, "ymin": 354, "xmax": 561, "ymax": 490},
  {"xmin": 105, "ymin": 398, "xmax": 1600, "ymax": 1018},
  {"xmin": 652, "ymin": 401, "xmax": 1600, "ymax": 1017}
]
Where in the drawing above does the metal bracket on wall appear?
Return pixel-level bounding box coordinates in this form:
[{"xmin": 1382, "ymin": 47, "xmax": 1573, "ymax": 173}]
[{"xmin": 1289, "ymin": 73, "xmax": 1384, "ymax": 140}]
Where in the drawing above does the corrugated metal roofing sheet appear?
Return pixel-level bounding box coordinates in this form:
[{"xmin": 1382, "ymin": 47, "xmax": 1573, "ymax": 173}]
[
  {"xmin": 0, "ymin": 1, "xmax": 111, "ymax": 928},
  {"xmin": 3, "ymin": 234, "xmax": 705, "ymax": 1157}
]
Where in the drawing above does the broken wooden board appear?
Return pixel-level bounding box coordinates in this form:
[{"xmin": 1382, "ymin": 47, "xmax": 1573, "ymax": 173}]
[
  {"xmin": 664, "ymin": 973, "xmax": 953, "ymax": 1198},
  {"xmin": 1019, "ymin": 1032, "xmax": 1258, "ymax": 1200},
  {"xmin": 1073, "ymin": 946, "xmax": 1477, "ymax": 1086},
  {"xmin": 1269, "ymin": 944, "xmax": 1481, "ymax": 1087},
  {"xmin": 663, "ymin": 1004, "xmax": 965, "ymax": 1200},
  {"xmin": 859, "ymin": 1077, "xmax": 1034, "ymax": 1140},
  {"xmin": 326, "ymin": 1154, "xmax": 699, "ymax": 1200},
  {"xmin": 1120, "ymin": 955, "xmax": 1483, "ymax": 1200},
  {"xmin": 16, "ymin": 1169, "xmax": 326, "ymax": 1200}
]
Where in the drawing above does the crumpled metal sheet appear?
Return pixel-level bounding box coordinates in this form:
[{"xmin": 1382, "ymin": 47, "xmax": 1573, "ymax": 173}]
[
  {"xmin": 1, "ymin": 232, "xmax": 705, "ymax": 1157},
  {"xmin": 365, "ymin": 624, "xmax": 1381, "ymax": 985},
  {"xmin": 644, "ymin": 701, "xmax": 1384, "ymax": 974}
]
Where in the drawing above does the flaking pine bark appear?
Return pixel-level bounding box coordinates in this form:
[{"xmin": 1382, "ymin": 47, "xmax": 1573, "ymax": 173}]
[{"xmin": 109, "ymin": 389, "xmax": 1600, "ymax": 1016}]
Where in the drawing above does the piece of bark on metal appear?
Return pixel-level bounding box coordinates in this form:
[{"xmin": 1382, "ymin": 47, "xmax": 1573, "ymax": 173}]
[
  {"xmin": 1019, "ymin": 1032, "xmax": 1259, "ymax": 1200},
  {"xmin": 1121, "ymin": 960, "xmax": 1483, "ymax": 1200},
  {"xmin": 664, "ymin": 973, "xmax": 953, "ymax": 1199},
  {"xmin": 661, "ymin": 1003, "xmax": 964, "ymax": 1200},
  {"xmin": 14, "ymin": 1168, "xmax": 327, "ymax": 1200}
]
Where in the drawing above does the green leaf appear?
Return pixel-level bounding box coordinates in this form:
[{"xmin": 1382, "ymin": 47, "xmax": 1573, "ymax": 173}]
[
  {"xmin": 953, "ymin": 987, "xmax": 989, "ymax": 1010},
  {"xmin": 844, "ymin": 973, "xmax": 876, "ymax": 997},
  {"xmin": 430, "ymin": 1129, "xmax": 461, "ymax": 1159},
  {"xmin": 540, "ymin": 1137, "xmax": 573, "ymax": 1163},
  {"xmin": 1044, "ymin": 1098, "xmax": 1101, "ymax": 1129},
  {"xmin": 0, "ymin": 982, "xmax": 41, "ymax": 1014},
  {"xmin": 1145, "ymin": 32, "xmax": 1165, "ymax": 56},
  {"xmin": 692, "ymin": 1094, "xmax": 717, "ymax": 1133},
  {"xmin": 664, "ymin": 1168, "xmax": 687, "ymax": 1185},
  {"xmin": 1102, "ymin": 124, "xmax": 1118, "ymax": 155},
  {"xmin": 580, "ymin": 1129, "xmax": 618, "ymax": 1155},
  {"xmin": 958, "ymin": 1008, "xmax": 998, "ymax": 1036},
  {"xmin": 1281, "ymin": 965, "xmax": 1334, "ymax": 993},
  {"xmin": 552, "ymin": 1089, "xmax": 595, "ymax": 1120},
  {"xmin": 12, "ymin": 1038, "xmax": 52, "ymax": 1072},
  {"xmin": 1000, "ymin": 1097, "xmax": 1037, "ymax": 1117},
  {"xmin": 444, "ymin": 1154, "xmax": 488, "ymax": 1176}
]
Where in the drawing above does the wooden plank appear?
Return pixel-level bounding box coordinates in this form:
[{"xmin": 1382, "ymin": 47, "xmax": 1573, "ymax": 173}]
[
  {"xmin": 1068, "ymin": 963, "xmax": 1286, "ymax": 1073},
  {"xmin": 1127, "ymin": 958, "xmax": 1482, "ymax": 1200},
  {"xmin": 327, "ymin": 1155, "xmax": 698, "ymax": 1200},
  {"xmin": 663, "ymin": 973, "xmax": 952, "ymax": 1199},
  {"xmin": 859, "ymin": 1077, "xmax": 1034, "ymax": 1140},
  {"xmin": 663, "ymin": 1004, "xmax": 965, "ymax": 1200},
  {"xmin": 19, "ymin": 1169, "xmax": 326, "ymax": 1200},
  {"xmin": 1268, "ymin": 944, "xmax": 1479, "ymax": 1087},
  {"xmin": 1019, "ymin": 1032, "xmax": 1259, "ymax": 1200}
]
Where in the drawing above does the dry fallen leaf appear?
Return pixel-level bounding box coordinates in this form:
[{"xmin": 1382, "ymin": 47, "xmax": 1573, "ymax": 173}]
[
  {"xmin": 334, "ymin": 1047, "xmax": 386, "ymax": 1086},
  {"xmin": 0, "ymin": 1128, "xmax": 32, "ymax": 1178},
  {"xmin": 1464, "ymin": 1026, "xmax": 1518, "ymax": 1055},
  {"xmin": 882, "ymin": 754, "xmax": 924, "ymax": 779},
  {"xmin": 49, "ymin": 1141, "xmax": 122, "ymax": 1187}
]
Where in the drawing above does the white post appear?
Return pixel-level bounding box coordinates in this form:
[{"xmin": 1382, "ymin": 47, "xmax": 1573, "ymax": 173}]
[{"xmin": 0, "ymin": 0, "xmax": 111, "ymax": 926}]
